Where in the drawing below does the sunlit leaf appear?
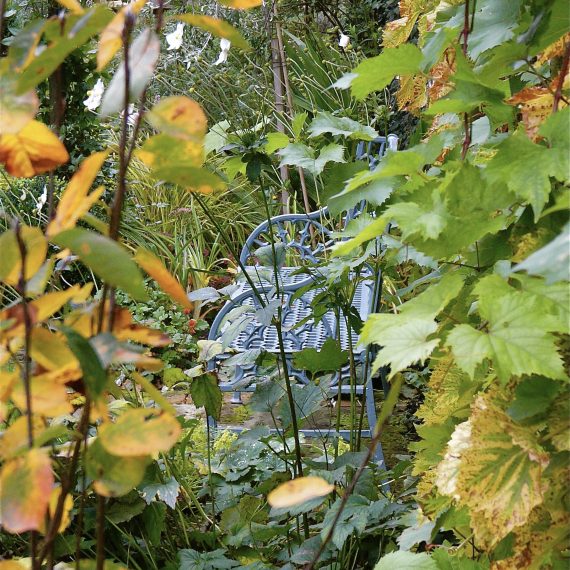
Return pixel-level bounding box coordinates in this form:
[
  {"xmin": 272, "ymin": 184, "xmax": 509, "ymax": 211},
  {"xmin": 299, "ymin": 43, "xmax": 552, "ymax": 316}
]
[
  {"xmin": 97, "ymin": 0, "xmax": 146, "ymax": 71},
  {"xmin": 374, "ymin": 551, "xmax": 437, "ymax": 570},
  {"xmin": 146, "ymin": 96, "xmax": 207, "ymax": 141},
  {"xmin": 134, "ymin": 248, "xmax": 192, "ymax": 309},
  {"xmin": 55, "ymin": 0, "xmax": 84, "ymax": 13},
  {"xmin": 0, "ymin": 226, "xmax": 47, "ymax": 286},
  {"xmin": 99, "ymin": 408, "xmax": 181, "ymax": 457},
  {"xmin": 47, "ymin": 150, "xmax": 109, "ymax": 237},
  {"xmin": 112, "ymin": 308, "xmax": 171, "ymax": 346},
  {"xmin": 267, "ymin": 476, "xmax": 334, "ymax": 509},
  {"xmin": 137, "ymin": 135, "xmax": 204, "ymax": 169},
  {"xmin": 173, "ymin": 14, "xmax": 250, "ymax": 50},
  {"xmin": 12, "ymin": 373, "xmax": 72, "ymax": 416},
  {"xmin": 31, "ymin": 328, "xmax": 78, "ymax": 371},
  {"xmin": 0, "ymin": 74, "xmax": 38, "ymax": 135},
  {"xmin": 0, "ymin": 449, "xmax": 54, "ymax": 533},
  {"xmin": 51, "ymin": 229, "xmax": 148, "ymax": 301},
  {"xmin": 0, "ymin": 120, "xmax": 69, "ymax": 177},
  {"xmin": 86, "ymin": 438, "xmax": 150, "ymax": 497},
  {"xmin": 100, "ymin": 28, "xmax": 160, "ymax": 117},
  {"xmin": 17, "ymin": 6, "xmax": 113, "ymax": 93}
]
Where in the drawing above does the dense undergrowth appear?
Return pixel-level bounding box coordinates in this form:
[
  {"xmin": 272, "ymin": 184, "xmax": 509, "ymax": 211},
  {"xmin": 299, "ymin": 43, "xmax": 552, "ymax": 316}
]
[{"xmin": 0, "ymin": 0, "xmax": 568, "ymax": 569}]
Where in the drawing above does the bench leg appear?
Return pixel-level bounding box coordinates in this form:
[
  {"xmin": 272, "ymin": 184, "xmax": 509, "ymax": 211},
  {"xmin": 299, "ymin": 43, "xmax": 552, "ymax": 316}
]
[{"xmin": 230, "ymin": 391, "xmax": 243, "ymax": 404}]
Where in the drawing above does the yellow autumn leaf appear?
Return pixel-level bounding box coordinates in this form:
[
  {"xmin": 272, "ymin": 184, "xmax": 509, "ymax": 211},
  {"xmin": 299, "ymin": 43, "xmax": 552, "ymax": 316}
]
[
  {"xmin": 31, "ymin": 328, "xmax": 79, "ymax": 371},
  {"xmin": 0, "ymin": 448, "xmax": 54, "ymax": 533},
  {"xmin": 0, "ymin": 120, "xmax": 69, "ymax": 177},
  {"xmin": 218, "ymin": 0, "xmax": 262, "ymax": 8},
  {"xmin": 146, "ymin": 96, "xmax": 208, "ymax": 141},
  {"xmin": 12, "ymin": 373, "xmax": 73, "ymax": 416},
  {"xmin": 134, "ymin": 248, "xmax": 192, "ymax": 309},
  {"xmin": 0, "ymin": 370, "xmax": 18, "ymax": 402},
  {"xmin": 55, "ymin": 0, "xmax": 84, "ymax": 13},
  {"xmin": 99, "ymin": 408, "xmax": 181, "ymax": 457},
  {"xmin": 0, "ymin": 225, "xmax": 47, "ymax": 286},
  {"xmin": 47, "ymin": 150, "xmax": 109, "ymax": 237},
  {"xmin": 39, "ymin": 486, "xmax": 73, "ymax": 534},
  {"xmin": 267, "ymin": 476, "xmax": 334, "ymax": 509},
  {"xmin": 97, "ymin": 0, "xmax": 147, "ymax": 70},
  {"xmin": 0, "ymin": 561, "xmax": 27, "ymax": 569},
  {"xmin": 0, "ymin": 415, "xmax": 45, "ymax": 460},
  {"xmin": 112, "ymin": 307, "xmax": 172, "ymax": 346}
]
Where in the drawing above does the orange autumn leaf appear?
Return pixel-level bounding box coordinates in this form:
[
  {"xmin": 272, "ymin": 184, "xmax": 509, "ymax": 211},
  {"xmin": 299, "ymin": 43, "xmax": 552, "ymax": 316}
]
[
  {"xmin": 97, "ymin": 0, "xmax": 147, "ymax": 70},
  {"xmin": 508, "ymin": 71, "xmax": 569, "ymax": 140},
  {"xmin": 47, "ymin": 150, "xmax": 109, "ymax": 237},
  {"xmin": 0, "ymin": 120, "xmax": 69, "ymax": 178},
  {"xmin": 0, "ymin": 448, "xmax": 54, "ymax": 533},
  {"xmin": 99, "ymin": 408, "xmax": 181, "ymax": 457},
  {"xmin": 112, "ymin": 307, "xmax": 171, "ymax": 346},
  {"xmin": 134, "ymin": 248, "xmax": 193, "ymax": 309}
]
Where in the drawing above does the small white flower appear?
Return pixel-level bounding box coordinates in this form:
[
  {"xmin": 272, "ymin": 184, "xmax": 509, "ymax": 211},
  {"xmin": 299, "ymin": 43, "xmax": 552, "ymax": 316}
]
[
  {"xmin": 214, "ymin": 38, "xmax": 231, "ymax": 65},
  {"xmin": 36, "ymin": 184, "xmax": 48, "ymax": 215},
  {"xmin": 166, "ymin": 22, "xmax": 185, "ymax": 51},
  {"xmin": 338, "ymin": 33, "xmax": 350, "ymax": 48},
  {"xmin": 83, "ymin": 78, "xmax": 105, "ymax": 111},
  {"xmin": 120, "ymin": 103, "xmax": 139, "ymax": 127},
  {"xmin": 20, "ymin": 188, "xmax": 27, "ymax": 200}
]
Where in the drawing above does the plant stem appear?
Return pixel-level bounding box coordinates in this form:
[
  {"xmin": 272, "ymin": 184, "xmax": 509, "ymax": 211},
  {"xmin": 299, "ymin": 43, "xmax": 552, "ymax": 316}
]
[{"xmin": 553, "ymin": 42, "xmax": 570, "ymax": 113}]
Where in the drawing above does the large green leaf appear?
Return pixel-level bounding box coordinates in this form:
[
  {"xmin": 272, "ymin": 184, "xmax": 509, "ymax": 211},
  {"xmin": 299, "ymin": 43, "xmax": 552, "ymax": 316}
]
[
  {"xmin": 280, "ymin": 378, "xmax": 331, "ymax": 428},
  {"xmin": 321, "ymin": 495, "xmax": 370, "ymax": 550},
  {"xmin": 17, "ymin": 7, "xmax": 113, "ymax": 93},
  {"xmin": 344, "ymin": 44, "xmax": 423, "ymax": 100},
  {"xmin": 307, "ymin": 112, "xmax": 378, "ymax": 140},
  {"xmin": 278, "ymin": 142, "xmax": 345, "ymax": 176},
  {"xmin": 51, "ymin": 229, "xmax": 148, "ymax": 300},
  {"xmin": 447, "ymin": 278, "xmax": 566, "ymax": 382}
]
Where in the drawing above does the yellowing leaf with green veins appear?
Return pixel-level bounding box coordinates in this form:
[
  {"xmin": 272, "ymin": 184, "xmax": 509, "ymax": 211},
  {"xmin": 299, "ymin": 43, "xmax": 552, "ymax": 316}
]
[
  {"xmin": 173, "ymin": 14, "xmax": 250, "ymax": 50},
  {"xmin": 0, "ymin": 449, "xmax": 54, "ymax": 533},
  {"xmin": 47, "ymin": 150, "xmax": 109, "ymax": 237},
  {"xmin": 218, "ymin": 0, "xmax": 262, "ymax": 8},
  {"xmin": 97, "ymin": 0, "xmax": 146, "ymax": 70},
  {"xmin": 267, "ymin": 476, "xmax": 334, "ymax": 509},
  {"xmin": 0, "ymin": 120, "xmax": 69, "ymax": 177},
  {"xmin": 0, "ymin": 226, "xmax": 47, "ymax": 286},
  {"xmin": 134, "ymin": 248, "xmax": 193, "ymax": 309},
  {"xmin": 99, "ymin": 409, "xmax": 181, "ymax": 457},
  {"xmin": 0, "ymin": 75, "xmax": 38, "ymax": 135},
  {"xmin": 451, "ymin": 394, "xmax": 550, "ymax": 548},
  {"xmin": 146, "ymin": 96, "xmax": 207, "ymax": 141},
  {"xmin": 55, "ymin": 0, "xmax": 84, "ymax": 13},
  {"xmin": 86, "ymin": 438, "xmax": 151, "ymax": 497}
]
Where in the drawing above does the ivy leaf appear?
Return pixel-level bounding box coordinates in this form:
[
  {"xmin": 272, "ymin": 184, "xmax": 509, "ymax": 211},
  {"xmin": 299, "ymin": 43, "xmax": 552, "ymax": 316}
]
[
  {"xmin": 307, "ymin": 112, "xmax": 378, "ymax": 140},
  {"xmin": 453, "ymin": 394, "xmax": 550, "ymax": 548},
  {"xmin": 513, "ymin": 223, "xmax": 570, "ymax": 284},
  {"xmin": 343, "ymin": 44, "xmax": 423, "ymax": 100},
  {"xmin": 507, "ymin": 376, "xmax": 562, "ymax": 421},
  {"xmin": 293, "ymin": 338, "xmax": 348, "ymax": 374},
  {"xmin": 447, "ymin": 280, "xmax": 566, "ymax": 382},
  {"xmin": 361, "ymin": 272, "xmax": 465, "ymax": 377},
  {"xmin": 190, "ymin": 373, "xmax": 222, "ymax": 419},
  {"xmin": 484, "ymin": 129, "xmax": 563, "ymax": 220}
]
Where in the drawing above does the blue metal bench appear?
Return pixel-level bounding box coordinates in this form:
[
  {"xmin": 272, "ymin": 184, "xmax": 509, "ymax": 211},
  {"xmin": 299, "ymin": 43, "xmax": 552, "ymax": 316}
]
[{"xmin": 207, "ymin": 135, "xmax": 398, "ymax": 468}]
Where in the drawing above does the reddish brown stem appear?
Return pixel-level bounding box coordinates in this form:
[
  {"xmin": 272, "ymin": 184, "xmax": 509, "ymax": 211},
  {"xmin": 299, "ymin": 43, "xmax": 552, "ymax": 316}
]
[{"xmin": 553, "ymin": 41, "xmax": 570, "ymax": 113}]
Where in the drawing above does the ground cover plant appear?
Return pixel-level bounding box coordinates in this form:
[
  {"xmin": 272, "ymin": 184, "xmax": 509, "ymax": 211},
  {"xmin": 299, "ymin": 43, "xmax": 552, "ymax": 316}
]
[{"xmin": 0, "ymin": 0, "xmax": 568, "ymax": 569}]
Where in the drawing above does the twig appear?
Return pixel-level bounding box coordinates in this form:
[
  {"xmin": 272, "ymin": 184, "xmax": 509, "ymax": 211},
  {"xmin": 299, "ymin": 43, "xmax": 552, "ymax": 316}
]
[
  {"xmin": 553, "ymin": 41, "xmax": 570, "ymax": 113},
  {"xmin": 304, "ymin": 375, "xmax": 404, "ymax": 570}
]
